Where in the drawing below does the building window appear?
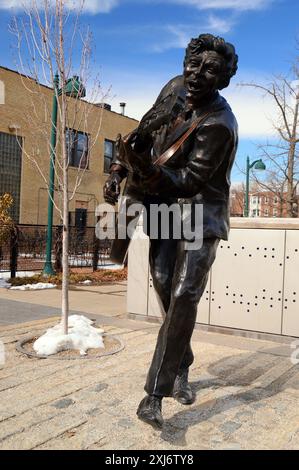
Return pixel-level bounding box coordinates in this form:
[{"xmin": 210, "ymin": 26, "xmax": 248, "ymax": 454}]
[
  {"xmin": 273, "ymin": 209, "xmax": 278, "ymax": 217},
  {"xmin": 274, "ymin": 196, "xmax": 278, "ymax": 204},
  {"xmin": 66, "ymin": 129, "xmax": 89, "ymax": 169},
  {"xmin": 104, "ymin": 139, "xmax": 115, "ymax": 174},
  {"xmin": 0, "ymin": 131, "xmax": 22, "ymax": 223},
  {"xmin": 264, "ymin": 197, "xmax": 268, "ymax": 203},
  {"xmin": 264, "ymin": 209, "xmax": 269, "ymax": 216}
]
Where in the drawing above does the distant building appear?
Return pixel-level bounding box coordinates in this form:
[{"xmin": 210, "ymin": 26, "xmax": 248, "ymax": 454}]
[
  {"xmin": 230, "ymin": 187, "xmax": 299, "ymax": 218},
  {"xmin": 0, "ymin": 66, "xmax": 138, "ymax": 227},
  {"xmin": 249, "ymin": 191, "xmax": 299, "ymax": 218}
]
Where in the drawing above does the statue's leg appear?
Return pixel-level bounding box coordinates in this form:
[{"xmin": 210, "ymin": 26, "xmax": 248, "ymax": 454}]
[
  {"xmin": 149, "ymin": 238, "xmax": 177, "ymax": 316},
  {"xmin": 145, "ymin": 237, "xmax": 220, "ymax": 397},
  {"xmin": 149, "ymin": 238, "xmax": 193, "ymax": 368}
]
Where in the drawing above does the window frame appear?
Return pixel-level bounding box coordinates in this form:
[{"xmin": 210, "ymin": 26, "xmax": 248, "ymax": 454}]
[
  {"xmin": 103, "ymin": 139, "xmax": 115, "ymax": 174},
  {"xmin": 66, "ymin": 128, "xmax": 89, "ymax": 170},
  {"xmin": 0, "ymin": 131, "xmax": 22, "ymax": 223}
]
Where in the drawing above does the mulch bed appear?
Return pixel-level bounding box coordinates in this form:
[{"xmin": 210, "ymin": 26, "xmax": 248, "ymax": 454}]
[{"xmin": 9, "ymin": 267, "xmax": 128, "ymax": 287}]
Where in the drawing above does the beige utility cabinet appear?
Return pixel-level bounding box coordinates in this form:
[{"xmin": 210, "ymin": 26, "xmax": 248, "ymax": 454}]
[{"xmin": 127, "ymin": 218, "xmax": 299, "ymax": 338}]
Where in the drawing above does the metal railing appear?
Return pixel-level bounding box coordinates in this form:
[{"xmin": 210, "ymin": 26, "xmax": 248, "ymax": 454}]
[{"xmin": 0, "ymin": 224, "xmax": 112, "ymax": 277}]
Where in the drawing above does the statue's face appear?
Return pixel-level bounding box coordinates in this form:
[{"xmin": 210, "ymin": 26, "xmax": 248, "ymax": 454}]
[{"xmin": 184, "ymin": 50, "xmax": 225, "ymax": 104}]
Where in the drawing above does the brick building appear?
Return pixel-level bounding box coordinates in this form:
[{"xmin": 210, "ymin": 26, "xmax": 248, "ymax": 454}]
[
  {"xmin": 249, "ymin": 191, "xmax": 299, "ymax": 217},
  {"xmin": 230, "ymin": 187, "xmax": 299, "ymax": 218},
  {"xmin": 0, "ymin": 66, "xmax": 138, "ymax": 227}
]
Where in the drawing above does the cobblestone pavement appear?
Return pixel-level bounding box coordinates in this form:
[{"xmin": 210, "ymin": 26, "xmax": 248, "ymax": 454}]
[{"xmin": 0, "ymin": 316, "xmax": 299, "ymax": 450}]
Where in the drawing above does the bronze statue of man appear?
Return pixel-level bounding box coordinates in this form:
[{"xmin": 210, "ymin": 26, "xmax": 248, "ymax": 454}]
[{"xmin": 103, "ymin": 33, "xmax": 238, "ymax": 428}]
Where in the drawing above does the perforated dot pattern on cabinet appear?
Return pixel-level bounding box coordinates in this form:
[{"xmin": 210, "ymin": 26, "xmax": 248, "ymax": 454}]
[{"xmin": 210, "ymin": 229, "xmax": 285, "ymax": 334}]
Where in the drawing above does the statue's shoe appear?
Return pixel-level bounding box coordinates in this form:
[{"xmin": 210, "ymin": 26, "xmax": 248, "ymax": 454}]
[
  {"xmin": 173, "ymin": 369, "xmax": 195, "ymax": 405},
  {"xmin": 137, "ymin": 395, "xmax": 163, "ymax": 429}
]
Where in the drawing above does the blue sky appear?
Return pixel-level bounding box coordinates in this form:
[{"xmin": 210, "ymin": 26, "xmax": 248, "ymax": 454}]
[{"xmin": 0, "ymin": 0, "xmax": 298, "ymax": 183}]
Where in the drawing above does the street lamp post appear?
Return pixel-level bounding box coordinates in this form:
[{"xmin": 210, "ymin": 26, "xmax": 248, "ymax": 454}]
[
  {"xmin": 244, "ymin": 156, "xmax": 266, "ymax": 217},
  {"xmin": 43, "ymin": 74, "xmax": 86, "ymax": 275}
]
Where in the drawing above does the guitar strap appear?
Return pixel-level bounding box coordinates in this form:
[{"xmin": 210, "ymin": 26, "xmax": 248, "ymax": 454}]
[{"xmin": 153, "ymin": 110, "xmax": 214, "ymax": 167}]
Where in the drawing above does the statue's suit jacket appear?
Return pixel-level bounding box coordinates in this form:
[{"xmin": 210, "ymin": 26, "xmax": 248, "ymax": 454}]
[{"xmin": 112, "ymin": 75, "xmax": 238, "ymax": 241}]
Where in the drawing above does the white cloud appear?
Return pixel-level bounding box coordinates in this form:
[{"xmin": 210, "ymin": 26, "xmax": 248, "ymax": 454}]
[
  {"xmin": 0, "ymin": 0, "xmax": 119, "ymax": 13},
  {"xmin": 84, "ymin": 0, "xmax": 119, "ymax": 14},
  {"xmin": 151, "ymin": 14, "xmax": 235, "ymax": 52},
  {"xmin": 222, "ymin": 81, "xmax": 278, "ymax": 138},
  {"xmin": 162, "ymin": 0, "xmax": 273, "ymax": 12},
  {"xmin": 81, "ymin": 0, "xmax": 118, "ymax": 13},
  {"xmin": 0, "ymin": 0, "xmax": 275, "ymax": 13},
  {"xmin": 204, "ymin": 13, "xmax": 234, "ymax": 32}
]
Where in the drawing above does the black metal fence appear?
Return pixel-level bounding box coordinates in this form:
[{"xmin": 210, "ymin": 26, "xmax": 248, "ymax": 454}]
[{"xmin": 0, "ymin": 224, "xmax": 113, "ymax": 277}]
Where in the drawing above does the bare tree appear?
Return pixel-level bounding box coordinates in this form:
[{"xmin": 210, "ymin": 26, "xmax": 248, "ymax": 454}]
[
  {"xmin": 249, "ymin": 148, "xmax": 290, "ymax": 217},
  {"xmin": 230, "ymin": 183, "xmax": 245, "ymax": 217},
  {"xmin": 10, "ymin": 0, "xmax": 108, "ymax": 334},
  {"xmin": 242, "ymin": 57, "xmax": 299, "ymax": 217}
]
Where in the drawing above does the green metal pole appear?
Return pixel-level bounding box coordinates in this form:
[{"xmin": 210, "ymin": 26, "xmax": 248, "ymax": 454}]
[
  {"xmin": 244, "ymin": 156, "xmax": 250, "ymax": 217},
  {"xmin": 43, "ymin": 73, "xmax": 59, "ymax": 275}
]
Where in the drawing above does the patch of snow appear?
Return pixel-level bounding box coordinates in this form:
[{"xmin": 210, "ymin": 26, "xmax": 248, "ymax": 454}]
[
  {"xmin": 10, "ymin": 282, "xmax": 56, "ymax": 291},
  {"xmin": 100, "ymin": 263, "xmax": 124, "ymax": 270},
  {"xmin": 0, "ymin": 271, "xmax": 37, "ymax": 279},
  {"xmin": 0, "ymin": 278, "xmax": 11, "ymax": 288},
  {"xmin": 33, "ymin": 315, "xmax": 105, "ymax": 356},
  {"xmin": 79, "ymin": 280, "xmax": 92, "ymax": 285}
]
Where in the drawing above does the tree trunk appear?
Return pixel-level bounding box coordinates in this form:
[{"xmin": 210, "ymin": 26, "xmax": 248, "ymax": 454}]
[
  {"xmin": 62, "ymin": 191, "xmax": 69, "ymax": 335},
  {"xmin": 287, "ymin": 100, "xmax": 299, "ymax": 217},
  {"xmin": 61, "ymin": 108, "xmax": 69, "ymax": 334},
  {"xmin": 287, "ymin": 140, "xmax": 296, "ymax": 217}
]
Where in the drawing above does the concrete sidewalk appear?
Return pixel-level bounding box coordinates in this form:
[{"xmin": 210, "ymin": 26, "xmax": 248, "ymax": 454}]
[
  {"xmin": 0, "ymin": 304, "xmax": 299, "ymax": 449},
  {"xmin": 0, "ymin": 282, "xmax": 127, "ymax": 325}
]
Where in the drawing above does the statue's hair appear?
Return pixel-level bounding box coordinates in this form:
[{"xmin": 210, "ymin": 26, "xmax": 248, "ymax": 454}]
[{"xmin": 184, "ymin": 33, "xmax": 238, "ymax": 89}]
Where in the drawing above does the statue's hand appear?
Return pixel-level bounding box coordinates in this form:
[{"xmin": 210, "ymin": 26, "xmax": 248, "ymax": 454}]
[
  {"xmin": 115, "ymin": 132, "xmax": 136, "ymax": 171},
  {"xmin": 103, "ymin": 172, "xmax": 123, "ymax": 205},
  {"xmin": 120, "ymin": 132, "xmax": 156, "ymax": 178}
]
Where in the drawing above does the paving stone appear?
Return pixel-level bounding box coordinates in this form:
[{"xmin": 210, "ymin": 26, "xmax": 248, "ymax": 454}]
[
  {"xmin": 93, "ymin": 383, "xmax": 109, "ymax": 393},
  {"xmin": 52, "ymin": 399, "xmax": 75, "ymax": 409},
  {"xmin": 86, "ymin": 407, "xmax": 101, "ymax": 417},
  {"xmin": 219, "ymin": 420, "xmax": 242, "ymax": 435},
  {"xmin": 117, "ymin": 418, "xmax": 134, "ymax": 429}
]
